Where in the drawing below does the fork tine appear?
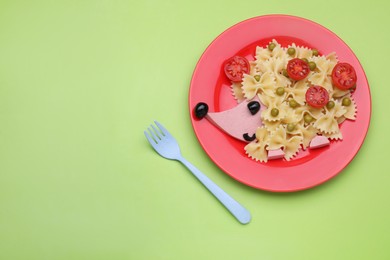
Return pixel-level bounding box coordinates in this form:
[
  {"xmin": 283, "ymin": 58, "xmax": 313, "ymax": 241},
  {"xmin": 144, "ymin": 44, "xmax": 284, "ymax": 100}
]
[
  {"xmin": 144, "ymin": 130, "xmax": 157, "ymax": 148},
  {"xmin": 154, "ymin": 121, "xmax": 171, "ymax": 137},
  {"xmin": 148, "ymin": 126, "xmax": 160, "ymax": 142},
  {"xmin": 151, "ymin": 124, "xmax": 163, "ymax": 138}
]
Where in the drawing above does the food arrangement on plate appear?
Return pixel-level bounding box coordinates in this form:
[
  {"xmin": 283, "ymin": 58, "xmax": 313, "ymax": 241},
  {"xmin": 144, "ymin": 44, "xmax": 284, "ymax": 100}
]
[
  {"xmin": 194, "ymin": 39, "xmax": 358, "ymax": 163},
  {"xmin": 189, "ymin": 15, "xmax": 370, "ymax": 192}
]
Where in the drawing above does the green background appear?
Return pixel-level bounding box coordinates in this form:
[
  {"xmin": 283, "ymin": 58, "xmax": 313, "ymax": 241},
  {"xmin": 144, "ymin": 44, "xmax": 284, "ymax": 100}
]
[{"xmin": 0, "ymin": 0, "xmax": 389, "ymax": 259}]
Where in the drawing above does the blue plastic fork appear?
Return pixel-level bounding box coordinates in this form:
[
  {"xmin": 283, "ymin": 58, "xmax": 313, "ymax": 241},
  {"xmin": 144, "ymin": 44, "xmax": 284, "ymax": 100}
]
[{"xmin": 144, "ymin": 121, "xmax": 251, "ymax": 224}]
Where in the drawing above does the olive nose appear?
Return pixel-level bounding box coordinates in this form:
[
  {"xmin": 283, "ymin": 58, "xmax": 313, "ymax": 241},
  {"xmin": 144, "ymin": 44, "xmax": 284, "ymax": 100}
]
[{"xmin": 194, "ymin": 102, "xmax": 209, "ymax": 119}]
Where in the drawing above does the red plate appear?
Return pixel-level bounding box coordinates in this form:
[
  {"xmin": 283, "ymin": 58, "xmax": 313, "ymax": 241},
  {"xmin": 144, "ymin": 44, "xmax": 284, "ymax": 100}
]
[{"xmin": 189, "ymin": 15, "xmax": 371, "ymax": 192}]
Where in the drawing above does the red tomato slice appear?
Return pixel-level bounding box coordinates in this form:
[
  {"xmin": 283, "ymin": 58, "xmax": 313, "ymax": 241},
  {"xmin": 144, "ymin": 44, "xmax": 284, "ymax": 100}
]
[
  {"xmin": 305, "ymin": 85, "xmax": 329, "ymax": 108},
  {"xmin": 223, "ymin": 56, "xmax": 250, "ymax": 82},
  {"xmin": 287, "ymin": 58, "xmax": 310, "ymax": 81},
  {"xmin": 331, "ymin": 62, "xmax": 357, "ymax": 90}
]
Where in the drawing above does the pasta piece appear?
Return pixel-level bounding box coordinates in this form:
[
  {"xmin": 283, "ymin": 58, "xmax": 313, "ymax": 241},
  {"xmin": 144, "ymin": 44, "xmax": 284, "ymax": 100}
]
[
  {"xmin": 331, "ymin": 86, "xmax": 350, "ymax": 98},
  {"xmin": 308, "ymin": 74, "xmax": 333, "ymax": 93},
  {"xmin": 287, "ymin": 43, "xmax": 320, "ymax": 60},
  {"xmin": 296, "ymin": 124, "xmax": 318, "ymax": 149},
  {"xmin": 261, "ymin": 103, "xmax": 288, "ymax": 122},
  {"xmin": 263, "ymin": 120, "xmax": 282, "ymax": 132},
  {"xmin": 323, "ymin": 130, "xmax": 343, "ymax": 140},
  {"xmin": 242, "ymin": 72, "xmax": 276, "ymax": 99},
  {"xmin": 337, "ymin": 116, "xmax": 346, "ymax": 124},
  {"xmin": 284, "ymin": 136, "xmax": 304, "ymax": 160},
  {"xmin": 254, "ymin": 39, "xmax": 285, "ymax": 72},
  {"xmin": 286, "ymin": 43, "xmax": 300, "ymax": 58},
  {"xmin": 312, "ymin": 55, "xmax": 337, "ymax": 75},
  {"xmin": 269, "ymin": 39, "xmax": 287, "ymax": 60},
  {"xmin": 230, "ymin": 82, "xmax": 245, "ymax": 103},
  {"xmin": 307, "ymin": 56, "xmax": 333, "ymax": 88},
  {"xmin": 286, "ymin": 80, "xmax": 310, "ymax": 105},
  {"xmin": 249, "ymin": 61, "xmax": 258, "ymax": 75},
  {"xmin": 260, "ymin": 58, "xmax": 291, "ymax": 88},
  {"xmin": 267, "ymin": 126, "xmax": 286, "ymax": 150},
  {"xmin": 294, "ymin": 104, "xmax": 324, "ymax": 121},
  {"xmin": 296, "ymin": 46, "xmax": 312, "ymax": 59},
  {"xmin": 281, "ymin": 104, "xmax": 300, "ymax": 124},
  {"xmin": 245, "ymin": 127, "xmax": 270, "ymax": 162},
  {"xmin": 332, "ymin": 99, "xmax": 348, "ymax": 118},
  {"xmin": 258, "ymin": 91, "xmax": 286, "ymax": 105},
  {"xmin": 314, "ymin": 113, "xmax": 339, "ymax": 134},
  {"xmin": 268, "ymin": 126, "xmax": 302, "ymax": 160},
  {"xmin": 342, "ymin": 95, "xmax": 357, "ymax": 120},
  {"xmin": 260, "ymin": 95, "xmax": 288, "ymax": 122},
  {"xmin": 255, "ymin": 46, "xmax": 271, "ymax": 64},
  {"xmin": 314, "ymin": 101, "xmax": 345, "ymax": 134},
  {"xmin": 326, "ymin": 52, "xmax": 338, "ymax": 63}
]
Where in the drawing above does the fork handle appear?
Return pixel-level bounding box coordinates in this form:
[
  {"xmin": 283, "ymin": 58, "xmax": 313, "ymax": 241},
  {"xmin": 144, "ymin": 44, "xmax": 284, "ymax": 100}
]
[{"xmin": 178, "ymin": 157, "xmax": 251, "ymax": 224}]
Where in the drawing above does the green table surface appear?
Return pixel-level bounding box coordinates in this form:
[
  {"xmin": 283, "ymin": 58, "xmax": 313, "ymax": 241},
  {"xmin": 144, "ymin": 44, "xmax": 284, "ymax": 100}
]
[{"xmin": 1, "ymin": 0, "xmax": 389, "ymax": 259}]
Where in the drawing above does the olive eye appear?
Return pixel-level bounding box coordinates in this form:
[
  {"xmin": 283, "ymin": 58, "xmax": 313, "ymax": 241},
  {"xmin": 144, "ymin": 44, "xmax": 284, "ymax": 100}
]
[{"xmin": 247, "ymin": 101, "xmax": 260, "ymax": 115}]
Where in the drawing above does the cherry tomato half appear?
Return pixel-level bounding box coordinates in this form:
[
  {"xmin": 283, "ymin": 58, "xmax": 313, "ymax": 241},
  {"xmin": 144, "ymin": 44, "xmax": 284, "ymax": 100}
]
[
  {"xmin": 286, "ymin": 58, "xmax": 310, "ymax": 81},
  {"xmin": 331, "ymin": 62, "xmax": 357, "ymax": 90},
  {"xmin": 305, "ymin": 85, "xmax": 329, "ymax": 108},
  {"xmin": 223, "ymin": 56, "xmax": 250, "ymax": 82}
]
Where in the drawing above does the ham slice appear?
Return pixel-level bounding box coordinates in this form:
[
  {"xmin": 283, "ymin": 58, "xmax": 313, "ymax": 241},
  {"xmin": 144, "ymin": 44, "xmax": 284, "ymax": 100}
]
[
  {"xmin": 267, "ymin": 149, "xmax": 285, "ymax": 160},
  {"xmin": 309, "ymin": 135, "xmax": 330, "ymax": 149},
  {"xmin": 205, "ymin": 96, "xmax": 265, "ymax": 142}
]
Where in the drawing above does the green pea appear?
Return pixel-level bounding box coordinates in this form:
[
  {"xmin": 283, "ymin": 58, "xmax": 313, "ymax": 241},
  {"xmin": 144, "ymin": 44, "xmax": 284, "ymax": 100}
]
[
  {"xmin": 271, "ymin": 108, "xmax": 279, "ymax": 117},
  {"xmin": 289, "ymin": 99, "xmax": 298, "ymax": 108},
  {"xmin": 312, "ymin": 49, "xmax": 319, "ymax": 56},
  {"xmin": 287, "ymin": 123, "xmax": 296, "ymax": 132},
  {"xmin": 276, "ymin": 87, "xmax": 285, "ymax": 96},
  {"xmin": 268, "ymin": 42, "xmax": 276, "ymax": 51},
  {"xmin": 308, "ymin": 61, "xmax": 316, "ymax": 71},
  {"xmin": 287, "ymin": 47, "xmax": 296, "ymax": 56},
  {"xmin": 342, "ymin": 97, "xmax": 352, "ymax": 106},
  {"xmin": 301, "ymin": 58, "xmax": 309, "ymax": 64},
  {"xmin": 254, "ymin": 75, "xmax": 261, "ymax": 82},
  {"xmin": 326, "ymin": 101, "xmax": 335, "ymax": 109},
  {"xmin": 304, "ymin": 114, "xmax": 313, "ymax": 123},
  {"xmin": 282, "ymin": 68, "xmax": 289, "ymax": 77}
]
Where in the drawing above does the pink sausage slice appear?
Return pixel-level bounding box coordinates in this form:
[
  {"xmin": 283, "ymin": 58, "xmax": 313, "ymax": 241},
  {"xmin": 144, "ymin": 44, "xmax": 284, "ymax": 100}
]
[
  {"xmin": 309, "ymin": 135, "xmax": 330, "ymax": 149},
  {"xmin": 205, "ymin": 96, "xmax": 265, "ymax": 142},
  {"xmin": 267, "ymin": 149, "xmax": 285, "ymax": 160}
]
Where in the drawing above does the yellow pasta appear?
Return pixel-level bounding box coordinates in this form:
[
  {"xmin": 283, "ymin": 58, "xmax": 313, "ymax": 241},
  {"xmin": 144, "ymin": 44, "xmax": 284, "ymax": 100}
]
[
  {"xmin": 263, "ymin": 120, "xmax": 282, "ymax": 132},
  {"xmin": 259, "ymin": 94, "xmax": 288, "ymax": 122},
  {"xmin": 323, "ymin": 130, "xmax": 343, "ymax": 141},
  {"xmin": 245, "ymin": 127, "xmax": 270, "ymax": 162},
  {"xmin": 313, "ymin": 100, "xmax": 346, "ymax": 134},
  {"xmin": 231, "ymin": 82, "xmax": 245, "ymax": 102},
  {"xmin": 286, "ymin": 80, "xmax": 309, "ymax": 105},
  {"xmin": 296, "ymin": 46, "xmax": 312, "ymax": 59},
  {"xmin": 294, "ymin": 104, "xmax": 324, "ymax": 121},
  {"xmin": 242, "ymin": 72, "xmax": 275, "ymax": 99},
  {"xmin": 296, "ymin": 124, "xmax": 319, "ymax": 149},
  {"xmin": 332, "ymin": 87, "xmax": 350, "ymax": 98},
  {"xmin": 268, "ymin": 126, "xmax": 303, "ymax": 160},
  {"xmin": 342, "ymin": 95, "xmax": 357, "ymax": 120}
]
